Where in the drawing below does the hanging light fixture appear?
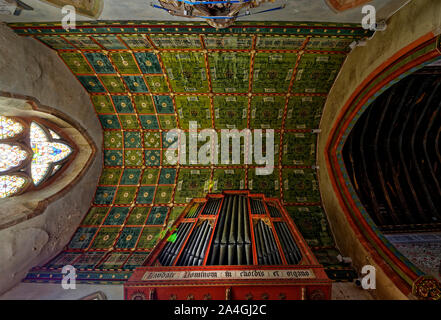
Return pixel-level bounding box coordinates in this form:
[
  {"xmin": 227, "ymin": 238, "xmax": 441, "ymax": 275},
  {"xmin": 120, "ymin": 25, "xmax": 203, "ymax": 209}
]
[{"xmin": 152, "ymin": 0, "xmax": 286, "ymax": 29}]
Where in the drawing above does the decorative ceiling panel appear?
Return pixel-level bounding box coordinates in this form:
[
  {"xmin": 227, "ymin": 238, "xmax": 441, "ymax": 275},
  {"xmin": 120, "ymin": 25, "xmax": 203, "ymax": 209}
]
[{"xmin": 9, "ymin": 21, "xmax": 370, "ymax": 283}]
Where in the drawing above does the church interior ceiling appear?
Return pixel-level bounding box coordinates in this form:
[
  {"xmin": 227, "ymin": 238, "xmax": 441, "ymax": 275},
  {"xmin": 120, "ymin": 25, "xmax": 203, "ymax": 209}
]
[{"xmin": 9, "ymin": 21, "xmax": 371, "ymax": 283}]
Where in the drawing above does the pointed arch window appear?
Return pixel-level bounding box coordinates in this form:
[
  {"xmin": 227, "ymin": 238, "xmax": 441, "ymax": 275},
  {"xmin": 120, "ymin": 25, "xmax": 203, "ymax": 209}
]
[{"xmin": 0, "ymin": 116, "xmax": 74, "ymax": 198}]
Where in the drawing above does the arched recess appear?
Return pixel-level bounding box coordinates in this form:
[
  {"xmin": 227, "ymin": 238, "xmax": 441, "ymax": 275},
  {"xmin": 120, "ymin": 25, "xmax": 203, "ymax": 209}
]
[
  {"xmin": 318, "ymin": 0, "xmax": 441, "ymax": 300},
  {"xmin": 0, "ymin": 92, "xmax": 97, "ymax": 230}
]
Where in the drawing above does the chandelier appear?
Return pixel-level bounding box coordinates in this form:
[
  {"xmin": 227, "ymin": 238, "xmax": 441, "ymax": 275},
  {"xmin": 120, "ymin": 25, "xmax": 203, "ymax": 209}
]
[{"xmin": 153, "ymin": 0, "xmax": 286, "ymax": 29}]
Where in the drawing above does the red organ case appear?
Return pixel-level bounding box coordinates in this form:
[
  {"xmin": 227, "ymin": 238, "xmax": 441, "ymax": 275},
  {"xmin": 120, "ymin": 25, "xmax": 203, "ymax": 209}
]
[{"xmin": 124, "ymin": 191, "xmax": 332, "ymax": 300}]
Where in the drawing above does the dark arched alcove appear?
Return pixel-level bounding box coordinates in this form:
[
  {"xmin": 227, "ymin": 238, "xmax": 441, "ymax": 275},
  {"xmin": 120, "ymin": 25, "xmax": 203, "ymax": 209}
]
[{"xmin": 343, "ymin": 66, "xmax": 441, "ymax": 233}]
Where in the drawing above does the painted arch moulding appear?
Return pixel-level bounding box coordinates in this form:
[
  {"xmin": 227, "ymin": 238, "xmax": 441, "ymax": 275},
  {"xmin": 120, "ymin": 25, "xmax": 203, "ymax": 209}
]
[
  {"xmin": 322, "ymin": 35, "xmax": 441, "ymax": 299},
  {"xmin": 318, "ymin": 0, "xmax": 441, "ymax": 300}
]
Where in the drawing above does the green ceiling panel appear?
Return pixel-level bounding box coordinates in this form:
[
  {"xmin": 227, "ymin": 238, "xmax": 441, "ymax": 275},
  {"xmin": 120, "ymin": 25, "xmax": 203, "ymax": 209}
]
[
  {"xmin": 144, "ymin": 132, "xmax": 161, "ymax": 148},
  {"xmin": 136, "ymin": 186, "xmax": 155, "ymax": 204},
  {"xmin": 282, "ymin": 132, "xmax": 317, "ymax": 166},
  {"xmin": 92, "ymin": 35, "xmax": 127, "ymax": 50},
  {"xmin": 252, "ymin": 52, "xmax": 297, "ymax": 93},
  {"xmin": 146, "ymin": 206, "xmax": 169, "ymax": 225},
  {"xmin": 92, "ymin": 95, "xmax": 115, "ymax": 114},
  {"xmin": 126, "ymin": 207, "xmax": 150, "ymax": 225},
  {"xmin": 81, "ymin": 207, "xmax": 109, "ymax": 226},
  {"xmin": 84, "ymin": 52, "xmax": 116, "ymax": 74},
  {"xmin": 145, "ymin": 75, "xmax": 170, "ymax": 93},
  {"xmin": 68, "ymin": 227, "xmax": 98, "ymax": 249},
  {"xmin": 213, "ymin": 168, "xmax": 246, "ymax": 192},
  {"xmin": 153, "ymin": 95, "xmax": 174, "ymax": 114},
  {"xmin": 78, "ymin": 75, "xmax": 105, "ymax": 92},
  {"xmin": 119, "ymin": 35, "xmax": 152, "ymax": 49},
  {"xmin": 286, "ymin": 96, "xmax": 326, "ymax": 129},
  {"xmin": 109, "ymin": 52, "xmax": 139, "ymax": 74},
  {"xmin": 119, "ymin": 115, "xmax": 140, "ymax": 129},
  {"xmin": 116, "ymin": 227, "xmax": 142, "ymax": 248},
  {"xmin": 123, "ymin": 75, "xmax": 149, "ymax": 93},
  {"xmin": 248, "ymin": 168, "xmax": 280, "ymax": 198},
  {"xmin": 158, "ymin": 115, "xmax": 177, "ymax": 130},
  {"xmin": 282, "ymin": 168, "xmax": 320, "ymax": 203},
  {"xmin": 103, "ymin": 207, "xmax": 130, "ymax": 225},
  {"xmin": 133, "ymin": 95, "xmax": 155, "ymax": 113},
  {"xmin": 134, "ymin": 52, "xmax": 162, "ymax": 74},
  {"xmin": 161, "ymin": 51, "xmax": 209, "ymax": 92},
  {"xmin": 137, "ymin": 227, "xmax": 163, "ymax": 250},
  {"xmin": 150, "ymin": 34, "xmax": 202, "ymax": 49},
  {"xmin": 209, "ymin": 52, "xmax": 251, "ymax": 93},
  {"xmin": 250, "ymin": 95, "xmax": 285, "ymax": 129},
  {"xmin": 120, "ymin": 168, "xmax": 142, "ymax": 185},
  {"xmin": 256, "ymin": 35, "xmax": 305, "ymax": 50},
  {"xmin": 286, "ymin": 206, "xmax": 335, "ymax": 248},
  {"xmin": 113, "ymin": 95, "xmax": 135, "ymax": 113},
  {"xmin": 293, "ymin": 53, "xmax": 346, "ymax": 93},
  {"xmin": 90, "ymin": 227, "xmax": 121, "ymax": 249},
  {"xmin": 103, "ymin": 131, "xmax": 123, "ymax": 149},
  {"xmin": 158, "ymin": 168, "xmax": 177, "ymax": 184},
  {"xmin": 99, "ymin": 168, "xmax": 122, "ymax": 185},
  {"xmin": 175, "ymin": 169, "xmax": 211, "ymax": 203},
  {"xmin": 100, "ymin": 75, "xmax": 126, "ymax": 93},
  {"xmin": 64, "ymin": 35, "xmax": 101, "ymax": 49},
  {"xmin": 141, "ymin": 168, "xmax": 160, "ymax": 185},
  {"xmin": 59, "ymin": 52, "xmax": 92, "ymax": 74},
  {"xmin": 124, "ymin": 131, "xmax": 142, "ymax": 148},
  {"xmin": 213, "ymin": 95, "xmax": 248, "ymax": 129},
  {"xmin": 114, "ymin": 186, "xmax": 138, "ymax": 205},
  {"xmin": 37, "ymin": 35, "xmax": 75, "ymax": 49},
  {"xmin": 203, "ymin": 35, "xmax": 253, "ymax": 49},
  {"xmin": 73, "ymin": 252, "xmax": 105, "ymax": 268},
  {"xmin": 176, "ymin": 95, "xmax": 211, "ymax": 129}
]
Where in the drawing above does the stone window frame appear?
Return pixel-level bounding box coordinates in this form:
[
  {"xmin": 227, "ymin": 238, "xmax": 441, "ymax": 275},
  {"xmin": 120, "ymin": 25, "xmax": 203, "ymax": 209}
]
[
  {"xmin": 0, "ymin": 92, "xmax": 97, "ymax": 230},
  {"xmin": 1, "ymin": 115, "xmax": 78, "ymax": 195}
]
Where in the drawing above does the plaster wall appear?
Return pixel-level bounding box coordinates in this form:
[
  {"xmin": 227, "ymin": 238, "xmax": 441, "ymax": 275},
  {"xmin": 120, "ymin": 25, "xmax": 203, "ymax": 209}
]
[
  {"xmin": 318, "ymin": 0, "xmax": 441, "ymax": 300},
  {"xmin": 0, "ymin": 23, "xmax": 102, "ymax": 295}
]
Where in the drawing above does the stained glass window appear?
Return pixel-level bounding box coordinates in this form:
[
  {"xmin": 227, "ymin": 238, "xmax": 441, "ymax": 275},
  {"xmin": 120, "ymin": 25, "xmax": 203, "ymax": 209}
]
[
  {"xmin": 49, "ymin": 129, "xmax": 61, "ymax": 140},
  {"xmin": 52, "ymin": 164, "xmax": 61, "ymax": 175},
  {"xmin": 0, "ymin": 144, "xmax": 28, "ymax": 172},
  {"xmin": 0, "ymin": 116, "xmax": 24, "ymax": 139},
  {"xmin": 0, "ymin": 116, "xmax": 74, "ymax": 198},
  {"xmin": 0, "ymin": 175, "xmax": 27, "ymax": 198},
  {"xmin": 30, "ymin": 122, "xmax": 72, "ymax": 185}
]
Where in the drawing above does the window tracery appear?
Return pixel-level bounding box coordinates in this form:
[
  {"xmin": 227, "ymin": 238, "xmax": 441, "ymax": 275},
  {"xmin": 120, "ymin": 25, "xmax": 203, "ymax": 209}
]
[{"xmin": 0, "ymin": 116, "xmax": 73, "ymax": 198}]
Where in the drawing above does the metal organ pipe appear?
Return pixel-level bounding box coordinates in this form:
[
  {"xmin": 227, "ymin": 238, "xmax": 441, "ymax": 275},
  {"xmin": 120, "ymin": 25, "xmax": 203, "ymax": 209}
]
[
  {"xmin": 209, "ymin": 195, "xmax": 231, "ymax": 265},
  {"xmin": 159, "ymin": 222, "xmax": 193, "ymax": 266},
  {"xmin": 159, "ymin": 193, "xmax": 303, "ymax": 267}
]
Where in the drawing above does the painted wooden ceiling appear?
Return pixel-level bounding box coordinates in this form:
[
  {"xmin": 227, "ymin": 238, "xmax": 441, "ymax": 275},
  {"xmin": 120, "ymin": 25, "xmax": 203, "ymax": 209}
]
[{"xmin": 10, "ymin": 21, "xmax": 369, "ymax": 283}]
